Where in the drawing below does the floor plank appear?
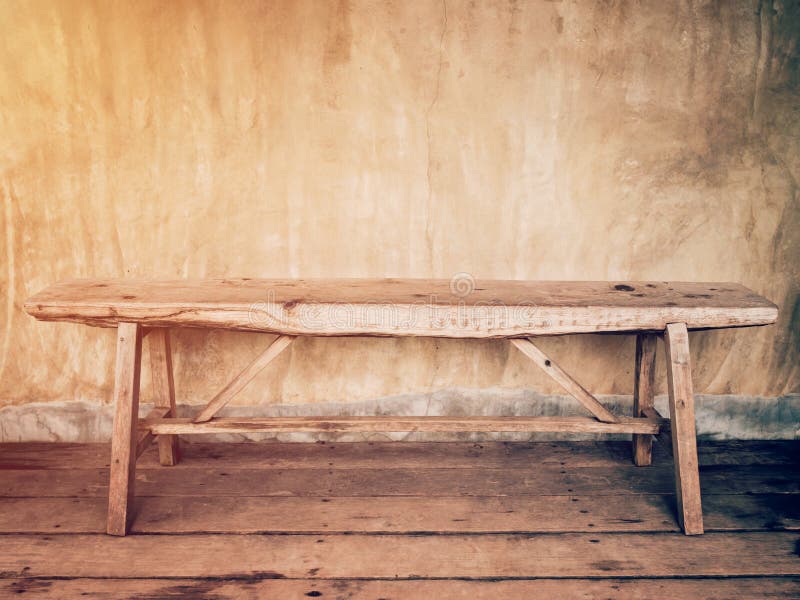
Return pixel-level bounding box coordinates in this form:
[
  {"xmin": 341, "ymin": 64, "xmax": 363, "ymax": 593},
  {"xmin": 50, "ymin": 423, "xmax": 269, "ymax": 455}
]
[
  {"xmin": 1, "ymin": 532, "xmax": 798, "ymax": 578},
  {"xmin": 0, "ymin": 464, "xmax": 796, "ymax": 497},
  {"xmin": 0, "ymin": 493, "xmax": 798, "ymax": 534},
  {"xmin": 2, "ymin": 440, "xmax": 797, "ymax": 470},
  {"xmin": 1, "ymin": 440, "xmax": 798, "ymax": 597},
  {"xmin": 3, "ymin": 577, "xmax": 799, "ymax": 599}
]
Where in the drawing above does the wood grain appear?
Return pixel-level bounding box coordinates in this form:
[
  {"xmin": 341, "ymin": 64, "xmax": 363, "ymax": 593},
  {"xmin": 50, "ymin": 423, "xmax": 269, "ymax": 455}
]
[
  {"xmin": 106, "ymin": 323, "xmax": 143, "ymax": 536},
  {"xmin": 1, "ymin": 492, "xmax": 797, "ymax": 534},
  {"xmin": 3, "ymin": 440, "xmax": 797, "ymax": 470},
  {"xmin": 3, "ymin": 577, "xmax": 797, "ymax": 600},
  {"xmin": 511, "ymin": 338, "xmax": 618, "ymax": 422},
  {"xmin": 1, "ymin": 441, "xmax": 797, "ymax": 595},
  {"xmin": 148, "ymin": 329, "xmax": 180, "ymax": 465},
  {"xmin": 24, "ymin": 278, "xmax": 778, "ymax": 336},
  {"xmin": 2, "ymin": 465, "xmax": 795, "ymax": 498},
  {"xmin": 632, "ymin": 333, "xmax": 658, "ymax": 466},
  {"xmin": 665, "ymin": 322, "xmax": 704, "ymax": 535},
  {"xmin": 1, "ymin": 532, "xmax": 797, "ymax": 578},
  {"xmin": 144, "ymin": 415, "xmax": 659, "ymax": 435}
]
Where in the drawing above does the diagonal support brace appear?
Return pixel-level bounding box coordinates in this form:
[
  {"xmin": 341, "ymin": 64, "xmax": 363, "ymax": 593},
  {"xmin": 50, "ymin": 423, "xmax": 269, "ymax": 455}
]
[
  {"xmin": 193, "ymin": 335, "xmax": 295, "ymax": 423},
  {"xmin": 511, "ymin": 338, "xmax": 618, "ymax": 423}
]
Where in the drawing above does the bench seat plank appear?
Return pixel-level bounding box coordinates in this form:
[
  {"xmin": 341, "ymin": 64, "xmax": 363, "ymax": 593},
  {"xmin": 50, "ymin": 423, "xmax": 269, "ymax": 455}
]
[{"xmin": 25, "ymin": 278, "xmax": 777, "ymax": 338}]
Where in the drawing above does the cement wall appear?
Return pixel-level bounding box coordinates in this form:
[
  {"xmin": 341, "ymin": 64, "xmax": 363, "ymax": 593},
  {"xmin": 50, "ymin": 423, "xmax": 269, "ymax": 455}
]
[{"xmin": 0, "ymin": 1, "xmax": 798, "ymax": 439}]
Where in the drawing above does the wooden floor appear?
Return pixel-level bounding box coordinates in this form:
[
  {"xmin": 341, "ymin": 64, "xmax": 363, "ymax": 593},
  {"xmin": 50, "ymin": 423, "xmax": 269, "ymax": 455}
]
[{"xmin": 0, "ymin": 439, "xmax": 798, "ymax": 599}]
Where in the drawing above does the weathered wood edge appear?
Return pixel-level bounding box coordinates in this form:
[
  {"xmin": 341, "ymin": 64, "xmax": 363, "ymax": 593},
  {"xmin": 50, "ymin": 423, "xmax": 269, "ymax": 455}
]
[
  {"xmin": 148, "ymin": 330, "xmax": 180, "ymax": 466},
  {"xmin": 140, "ymin": 415, "xmax": 661, "ymax": 435},
  {"xmin": 107, "ymin": 323, "xmax": 143, "ymax": 536},
  {"xmin": 1, "ymin": 531, "xmax": 798, "ymax": 578},
  {"xmin": 24, "ymin": 292, "xmax": 779, "ymax": 337},
  {"xmin": 2, "ymin": 577, "xmax": 798, "ymax": 600},
  {"xmin": 633, "ymin": 333, "xmax": 658, "ymax": 465},
  {"xmin": 665, "ymin": 322, "xmax": 704, "ymax": 535}
]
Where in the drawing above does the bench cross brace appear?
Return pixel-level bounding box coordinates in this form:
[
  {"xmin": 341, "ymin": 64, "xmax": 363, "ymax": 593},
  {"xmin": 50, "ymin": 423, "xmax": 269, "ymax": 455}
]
[
  {"xmin": 510, "ymin": 338, "xmax": 618, "ymax": 423},
  {"xmin": 193, "ymin": 335, "xmax": 295, "ymax": 423}
]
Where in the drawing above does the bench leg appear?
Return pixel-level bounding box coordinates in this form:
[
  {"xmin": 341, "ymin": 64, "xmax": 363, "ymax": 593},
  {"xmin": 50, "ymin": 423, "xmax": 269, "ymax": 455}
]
[
  {"xmin": 149, "ymin": 329, "xmax": 180, "ymax": 466},
  {"xmin": 107, "ymin": 322, "xmax": 143, "ymax": 536},
  {"xmin": 664, "ymin": 322, "xmax": 704, "ymax": 535},
  {"xmin": 632, "ymin": 333, "xmax": 657, "ymax": 466}
]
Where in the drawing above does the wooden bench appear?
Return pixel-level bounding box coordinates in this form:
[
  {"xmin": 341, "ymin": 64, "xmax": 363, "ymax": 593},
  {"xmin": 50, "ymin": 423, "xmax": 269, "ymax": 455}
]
[{"xmin": 24, "ymin": 278, "xmax": 778, "ymax": 536}]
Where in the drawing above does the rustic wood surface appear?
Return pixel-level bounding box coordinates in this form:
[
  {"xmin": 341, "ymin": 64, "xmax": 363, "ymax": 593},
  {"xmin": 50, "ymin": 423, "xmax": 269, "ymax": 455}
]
[
  {"xmin": 24, "ymin": 278, "xmax": 778, "ymax": 336},
  {"xmin": 0, "ymin": 492, "xmax": 797, "ymax": 534},
  {"xmin": 665, "ymin": 322, "xmax": 704, "ymax": 535},
  {"xmin": 2, "ymin": 577, "xmax": 797, "ymax": 599},
  {"xmin": 0, "ymin": 440, "xmax": 797, "ymax": 598},
  {"xmin": 633, "ymin": 333, "xmax": 658, "ymax": 465},
  {"xmin": 2, "ymin": 531, "xmax": 798, "ymax": 578},
  {"xmin": 105, "ymin": 323, "xmax": 143, "ymax": 536},
  {"xmin": 144, "ymin": 415, "xmax": 661, "ymax": 435},
  {"xmin": 4, "ymin": 440, "xmax": 796, "ymax": 469},
  {"xmin": 148, "ymin": 329, "xmax": 180, "ymax": 465},
  {"xmin": 1, "ymin": 463, "xmax": 795, "ymax": 498}
]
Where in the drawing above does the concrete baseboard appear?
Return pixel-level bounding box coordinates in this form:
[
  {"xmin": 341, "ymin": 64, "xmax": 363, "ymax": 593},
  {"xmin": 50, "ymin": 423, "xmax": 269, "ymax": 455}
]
[{"xmin": 1, "ymin": 389, "xmax": 797, "ymax": 443}]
